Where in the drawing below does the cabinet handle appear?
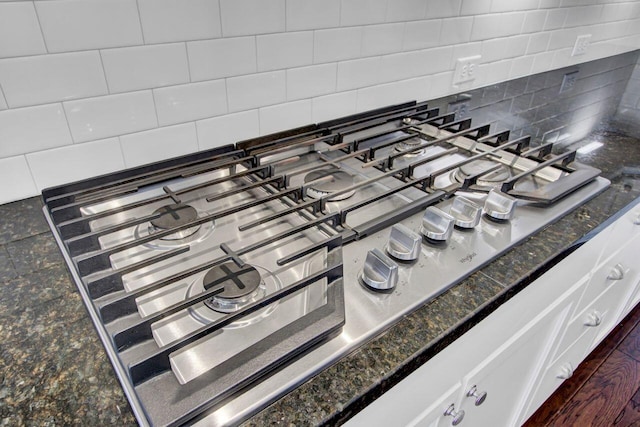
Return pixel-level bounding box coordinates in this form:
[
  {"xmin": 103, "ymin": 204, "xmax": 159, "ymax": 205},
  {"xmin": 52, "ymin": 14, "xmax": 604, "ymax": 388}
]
[
  {"xmin": 607, "ymin": 263, "xmax": 625, "ymax": 281},
  {"xmin": 466, "ymin": 385, "xmax": 488, "ymax": 406},
  {"xmin": 557, "ymin": 363, "xmax": 573, "ymax": 380},
  {"xmin": 584, "ymin": 311, "xmax": 602, "ymax": 327},
  {"xmin": 444, "ymin": 404, "xmax": 465, "ymax": 426}
]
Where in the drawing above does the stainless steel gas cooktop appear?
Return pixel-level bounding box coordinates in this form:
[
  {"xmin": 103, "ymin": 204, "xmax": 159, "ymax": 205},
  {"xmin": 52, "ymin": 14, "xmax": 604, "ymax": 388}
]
[{"xmin": 42, "ymin": 101, "xmax": 609, "ymax": 426}]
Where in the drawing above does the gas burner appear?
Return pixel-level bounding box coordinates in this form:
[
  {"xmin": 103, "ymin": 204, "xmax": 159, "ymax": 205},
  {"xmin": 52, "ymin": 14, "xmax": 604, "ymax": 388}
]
[
  {"xmin": 304, "ymin": 168, "xmax": 355, "ymax": 201},
  {"xmin": 394, "ymin": 138, "xmax": 426, "ymax": 157},
  {"xmin": 150, "ymin": 203, "xmax": 201, "ymax": 240},
  {"xmin": 453, "ymin": 159, "xmax": 512, "ymax": 190},
  {"xmin": 203, "ymin": 262, "xmax": 266, "ymax": 313}
]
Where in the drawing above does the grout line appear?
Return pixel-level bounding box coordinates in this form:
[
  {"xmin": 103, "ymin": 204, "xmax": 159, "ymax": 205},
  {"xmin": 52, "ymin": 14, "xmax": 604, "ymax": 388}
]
[
  {"xmin": 217, "ymin": 0, "xmax": 224, "ymax": 37},
  {"xmin": 32, "ymin": 1, "xmax": 49, "ymax": 54},
  {"xmin": 59, "ymin": 102, "xmax": 76, "ymax": 144},
  {"xmin": 21, "ymin": 153, "xmax": 40, "ymax": 200},
  {"xmin": 184, "ymin": 42, "xmax": 193, "ymax": 82},
  {"xmin": 0, "ymin": 82, "xmax": 7, "ymax": 109},
  {"xmin": 116, "ymin": 136, "xmax": 129, "ymax": 168},
  {"xmin": 98, "ymin": 50, "xmax": 111, "ymax": 94},
  {"xmin": 134, "ymin": 0, "xmax": 146, "ymax": 44},
  {"xmin": 150, "ymin": 89, "xmax": 160, "ymax": 128},
  {"xmin": 223, "ymin": 77, "xmax": 230, "ymax": 114}
]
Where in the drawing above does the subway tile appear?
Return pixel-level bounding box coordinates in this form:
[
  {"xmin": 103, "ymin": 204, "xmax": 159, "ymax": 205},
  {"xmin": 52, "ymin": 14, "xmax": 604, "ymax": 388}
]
[
  {"xmin": 257, "ymin": 32, "xmax": 313, "ymax": 72},
  {"xmin": 471, "ymin": 12, "xmax": 526, "ymax": 41},
  {"xmin": 547, "ymin": 27, "xmax": 580, "ymax": 50},
  {"xmin": 356, "ymin": 77, "xmax": 430, "ymax": 111},
  {"xmin": 527, "ymin": 32, "xmax": 551, "ymax": 54},
  {"xmin": 153, "ymin": 80, "xmax": 227, "ymax": 126},
  {"xmin": 403, "ymin": 20, "xmax": 442, "ymax": 51},
  {"xmin": 439, "ymin": 17, "xmax": 473, "ymax": 45},
  {"xmin": 0, "ymin": 88, "xmax": 6, "ymax": 110},
  {"xmin": 522, "ymin": 10, "xmax": 548, "ymax": 33},
  {"xmin": 340, "ymin": 0, "xmax": 387, "ymax": 26},
  {"xmin": 0, "ymin": 3, "xmax": 46, "ymax": 58},
  {"xmin": 385, "ymin": 0, "xmax": 427, "ymax": 22},
  {"xmin": 119, "ymin": 123, "xmax": 198, "ymax": 167},
  {"xmin": 563, "ymin": 5, "xmax": 603, "ymax": 28},
  {"xmin": 287, "ymin": 63, "xmax": 337, "ymax": 101},
  {"xmin": 379, "ymin": 50, "xmax": 429, "ymax": 82},
  {"xmin": 196, "ymin": 110, "xmax": 259, "ymax": 150},
  {"xmin": 429, "ymin": 71, "xmax": 455, "ymax": 98},
  {"xmin": 560, "ymin": 0, "xmax": 598, "ymax": 6},
  {"xmin": 539, "ymin": 0, "xmax": 561, "ymax": 8},
  {"xmin": 101, "ymin": 44, "xmax": 189, "ymax": 93},
  {"xmin": 187, "ymin": 37, "xmax": 256, "ymax": 82},
  {"xmin": 460, "ymin": 0, "xmax": 491, "ymax": 15},
  {"xmin": 25, "ymin": 138, "xmax": 124, "ymax": 189},
  {"xmin": 0, "ymin": 104, "xmax": 72, "ymax": 157},
  {"xmin": 259, "ymin": 100, "xmax": 312, "ymax": 135},
  {"xmin": 425, "ymin": 0, "xmax": 461, "ymax": 18},
  {"xmin": 286, "ymin": 0, "xmax": 340, "ymax": 30},
  {"xmin": 361, "ymin": 23, "xmax": 404, "ymax": 56},
  {"xmin": 337, "ymin": 57, "xmax": 381, "ymax": 91},
  {"xmin": 491, "ymin": 0, "xmax": 539, "ymax": 12},
  {"xmin": 601, "ymin": 2, "xmax": 637, "ymax": 22},
  {"xmin": 226, "ymin": 71, "xmax": 286, "ymax": 111},
  {"xmin": 314, "ymin": 27, "xmax": 362, "ymax": 63},
  {"xmin": 0, "ymin": 156, "xmax": 37, "ymax": 204},
  {"xmin": 451, "ymin": 42, "xmax": 482, "ymax": 68},
  {"xmin": 531, "ymin": 50, "xmax": 556, "ymax": 74},
  {"xmin": 137, "ymin": 0, "xmax": 221, "ymax": 43},
  {"xmin": 35, "ymin": 0, "xmax": 143, "ymax": 52},
  {"xmin": 219, "ymin": 0, "xmax": 285, "ymax": 37},
  {"xmin": 544, "ymin": 8, "xmax": 567, "ymax": 30},
  {"xmin": 0, "ymin": 52, "xmax": 107, "ymax": 108},
  {"xmin": 64, "ymin": 91, "xmax": 158, "ymax": 143},
  {"xmin": 422, "ymin": 46, "xmax": 454, "ymax": 75},
  {"xmin": 311, "ymin": 91, "xmax": 357, "ymax": 122},
  {"xmin": 481, "ymin": 38, "xmax": 512, "ymax": 63}
]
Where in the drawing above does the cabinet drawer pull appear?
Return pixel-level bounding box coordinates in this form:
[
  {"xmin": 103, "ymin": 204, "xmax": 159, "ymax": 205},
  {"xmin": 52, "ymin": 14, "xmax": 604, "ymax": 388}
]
[
  {"xmin": 608, "ymin": 264, "xmax": 625, "ymax": 281},
  {"xmin": 584, "ymin": 311, "xmax": 602, "ymax": 327},
  {"xmin": 444, "ymin": 404, "xmax": 465, "ymax": 426},
  {"xmin": 557, "ymin": 363, "xmax": 574, "ymax": 380},
  {"xmin": 466, "ymin": 385, "xmax": 488, "ymax": 406}
]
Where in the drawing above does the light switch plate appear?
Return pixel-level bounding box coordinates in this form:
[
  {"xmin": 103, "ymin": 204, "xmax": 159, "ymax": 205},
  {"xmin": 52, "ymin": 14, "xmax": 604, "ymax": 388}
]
[{"xmin": 453, "ymin": 55, "xmax": 481, "ymax": 86}]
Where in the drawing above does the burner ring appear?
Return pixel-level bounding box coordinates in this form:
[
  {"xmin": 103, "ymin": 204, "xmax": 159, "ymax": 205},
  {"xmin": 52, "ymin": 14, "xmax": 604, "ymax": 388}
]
[
  {"xmin": 304, "ymin": 169, "xmax": 355, "ymax": 201},
  {"xmin": 453, "ymin": 159, "xmax": 511, "ymax": 190}
]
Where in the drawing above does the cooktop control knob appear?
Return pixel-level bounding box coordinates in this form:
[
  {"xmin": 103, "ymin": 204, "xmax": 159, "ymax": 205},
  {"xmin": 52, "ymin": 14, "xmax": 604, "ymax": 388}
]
[
  {"xmin": 483, "ymin": 189, "xmax": 517, "ymax": 221},
  {"xmin": 450, "ymin": 196, "xmax": 482, "ymax": 229},
  {"xmin": 360, "ymin": 248, "xmax": 399, "ymax": 291},
  {"xmin": 421, "ymin": 206, "xmax": 454, "ymax": 241},
  {"xmin": 386, "ymin": 224, "xmax": 421, "ymax": 261}
]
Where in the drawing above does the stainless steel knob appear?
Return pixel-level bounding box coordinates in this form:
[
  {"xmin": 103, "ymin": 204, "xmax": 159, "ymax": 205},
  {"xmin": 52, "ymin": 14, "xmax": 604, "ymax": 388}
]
[
  {"xmin": 444, "ymin": 404, "xmax": 465, "ymax": 426},
  {"xmin": 421, "ymin": 207, "xmax": 454, "ymax": 241},
  {"xmin": 608, "ymin": 263, "xmax": 625, "ymax": 281},
  {"xmin": 584, "ymin": 310, "xmax": 602, "ymax": 327},
  {"xmin": 360, "ymin": 248, "xmax": 399, "ymax": 291},
  {"xmin": 557, "ymin": 363, "xmax": 573, "ymax": 379},
  {"xmin": 466, "ymin": 385, "xmax": 487, "ymax": 406},
  {"xmin": 483, "ymin": 189, "xmax": 517, "ymax": 221},
  {"xmin": 450, "ymin": 196, "xmax": 482, "ymax": 229},
  {"xmin": 386, "ymin": 224, "xmax": 421, "ymax": 261}
]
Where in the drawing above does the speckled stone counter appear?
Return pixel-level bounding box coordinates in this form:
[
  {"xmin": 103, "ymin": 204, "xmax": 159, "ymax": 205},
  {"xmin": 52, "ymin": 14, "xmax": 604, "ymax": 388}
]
[{"xmin": 0, "ymin": 128, "xmax": 639, "ymax": 427}]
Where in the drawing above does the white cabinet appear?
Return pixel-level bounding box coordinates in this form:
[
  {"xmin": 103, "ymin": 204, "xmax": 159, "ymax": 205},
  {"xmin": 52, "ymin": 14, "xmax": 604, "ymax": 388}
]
[{"xmin": 346, "ymin": 201, "xmax": 640, "ymax": 427}]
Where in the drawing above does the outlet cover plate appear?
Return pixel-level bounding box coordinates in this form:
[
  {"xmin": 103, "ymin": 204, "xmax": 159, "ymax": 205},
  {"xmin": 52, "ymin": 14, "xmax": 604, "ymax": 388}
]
[
  {"xmin": 453, "ymin": 55, "xmax": 481, "ymax": 86},
  {"xmin": 572, "ymin": 34, "xmax": 591, "ymax": 56}
]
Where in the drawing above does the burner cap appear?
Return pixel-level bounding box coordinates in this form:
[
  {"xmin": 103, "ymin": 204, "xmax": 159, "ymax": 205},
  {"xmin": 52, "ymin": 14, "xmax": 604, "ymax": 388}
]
[
  {"xmin": 203, "ymin": 262, "xmax": 261, "ymax": 299},
  {"xmin": 394, "ymin": 138, "xmax": 426, "ymax": 157},
  {"xmin": 304, "ymin": 168, "xmax": 355, "ymax": 201},
  {"xmin": 151, "ymin": 203, "xmax": 198, "ymax": 230},
  {"xmin": 455, "ymin": 159, "xmax": 511, "ymax": 187}
]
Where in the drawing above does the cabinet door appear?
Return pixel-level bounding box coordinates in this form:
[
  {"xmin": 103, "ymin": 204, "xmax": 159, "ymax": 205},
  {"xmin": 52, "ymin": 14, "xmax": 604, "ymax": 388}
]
[
  {"xmin": 456, "ymin": 302, "xmax": 572, "ymax": 427},
  {"xmin": 409, "ymin": 384, "xmax": 462, "ymax": 427}
]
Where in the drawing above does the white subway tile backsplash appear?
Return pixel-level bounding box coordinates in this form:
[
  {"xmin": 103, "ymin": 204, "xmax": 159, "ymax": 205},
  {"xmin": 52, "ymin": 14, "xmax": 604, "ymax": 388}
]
[
  {"xmin": 362, "ymin": 23, "xmax": 405, "ymax": 56},
  {"xmin": 563, "ymin": 5, "xmax": 603, "ymax": 27},
  {"xmin": 314, "ymin": 27, "xmax": 362, "ymax": 63},
  {"xmin": 385, "ymin": 0, "xmax": 428, "ymax": 22},
  {"xmin": 0, "ymin": 88, "xmax": 6, "ymax": 110},
  {"xmin": 219, "ymin": 0, "xmax": 285, "ymax": 37},
  {"xmin": 439, "ymin": 17, "xmax": 473, "ymax": 45},
  {"xmin": 0, "ymin": 52, "xmax": 107, "ymax": 108},
  {"xmin": 337, "ymin": 57, "xmax": 381, "ymax": 91},
  {"xmin": 422, "ymin": 46, "xmax": 454, "ymax": 75},
  {"xmin": 35, "ymin": 0, "xmax": 143, "ymax": 53},
  {"xmin": 471, "ymin": 12, "xmax": 526, "ymax": 41},
  {"xmin": 356, "ymin": 77, "xmax": 430, "ymax": 111},
  {"xmin": 311, "ymin": 91, "xmax": 358, "ymax": 122},
  {"xmin": 287, "ymin": 64, "xmax": 337, "ymax": 100},
  {"xmin": 544, "ymin": 8, "xmax": 567, "ymax": 30},
  {"xmin": 425, "ymin": 0, "xmax": 462, "ymax": 19},
  {"xmin": 153, "ymin": 80, "xmax": 227, "ymax": 126},
  {"xmin": 379, "ymin": 50, "xmax": 429, "ymax": 82},
  {"xmin": 0, "ymin": 156, "xmax": 37, "ymax": 203},
  {"xmin": 259, "ymin": 100, "xmax": 312, "ymax": 135},
  {"xmin": 491, "ymin": 0, "xmax": 539, "ymax": 13},
  {"xmin": 340, "ymin": 0, "xmax": 387, "ymax": 26},
  {"xmin": 188, "ymin": 37, "xmax": 256, "ymax": 82},
  {"xmin": 547, "ymin": 27, "xmax": 581, "ymax": 50},
  {"xmin": 461, "ymin": 0, "xmax": 491, "ymax": 16},
  {"xmin": 402, "ymin": 20, "xmax": 443, "ymax": 51},
  {"xmin": 101, "ymin": 44, "xmax": 189, "ymax": 93},
  {"xmin": 26, "ymin": 137, "xmax": 124, "ymax": 189},
  {"xmin": 286, "ymin": 0, "xmax": 340, "ymax": 30},
  {"xmin": 0, "ymin": 104, "xmax": 72, "ymax": 157},
  {"xmin": 527, "ymin": 32, "xmax": 551, "ymax": 54},
  {"xmin": 64, "ymin": 91, "xmax": 157, "ymax": 143},
  {"xmin": 120, "ymin": 123, "xmax": 198, "ymax": 167},
  {"xmin": 196, "ymin": 110, "xmax": 259, "ymax": 149},
  {"xmin": 509, "ymin": 55, "xmax": 535, "ymax": 78},
  {"xmin": 522, "ymin": 10, "xmax": 548, "ymax": 33},
  {"xmin": 0, "ymin": 3, "xmax": 46, "ymax": 59},
  {"xmin": 137, "ymin": 0, "xmax": 221, "ymax": 44},
  {"xmin": 226, "ymin": 71, "xmax": 286, "ymax": 111},
  {"xmin": 257, "ymin": 32, "xmax": 313, "ymax": 72}
]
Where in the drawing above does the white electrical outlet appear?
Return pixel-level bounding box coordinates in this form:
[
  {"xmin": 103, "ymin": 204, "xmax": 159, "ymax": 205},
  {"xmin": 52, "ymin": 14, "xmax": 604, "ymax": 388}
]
[
  {"xmin": 572, "ymin": 34, "xmax": 591, "ymax": 56},
  {"xmin": 453, "ymin": 55, "xmax": 481, "ymax": 86}
]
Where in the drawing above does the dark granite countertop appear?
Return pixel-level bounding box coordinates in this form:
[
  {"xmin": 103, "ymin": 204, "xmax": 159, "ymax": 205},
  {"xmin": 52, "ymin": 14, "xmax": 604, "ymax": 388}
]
[{"xmin": 1, "ymin": 127, "xmax": 639, "ymax": 426}]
